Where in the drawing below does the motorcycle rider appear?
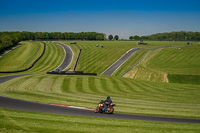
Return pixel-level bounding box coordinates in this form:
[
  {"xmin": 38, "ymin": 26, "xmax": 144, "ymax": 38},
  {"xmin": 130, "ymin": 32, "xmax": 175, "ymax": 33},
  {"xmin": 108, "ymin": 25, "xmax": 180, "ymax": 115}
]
[
  {"xmin": 105, "ymin": 96, "xmax": 112, "ymax": 104},
  {"xmin": 103, "ymin": 96, "xmax": 112, "ymax": 112}
]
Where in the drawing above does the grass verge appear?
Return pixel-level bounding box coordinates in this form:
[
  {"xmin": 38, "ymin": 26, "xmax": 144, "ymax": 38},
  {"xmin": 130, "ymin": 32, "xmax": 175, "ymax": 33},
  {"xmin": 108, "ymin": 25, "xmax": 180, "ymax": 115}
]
[{"xmin": 0, "ymin": 108, "xmax": 200, "ymax": 133}]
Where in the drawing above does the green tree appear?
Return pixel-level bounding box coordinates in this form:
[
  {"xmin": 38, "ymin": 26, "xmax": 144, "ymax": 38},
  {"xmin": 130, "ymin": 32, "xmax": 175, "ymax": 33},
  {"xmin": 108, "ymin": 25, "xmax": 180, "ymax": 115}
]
[
  {"xmin": 96, "ymin": 34, "xmax": 104, "ymax": 40},
  {"xmin": 108, "ymin": 35, "xmax": 113, "ymax": 40},
  {"xmin": 114, "ymin": 35, "xmax": 119, "ymax": 40},
  {"xmin": 133, "ymin": 35, "xmax": 140, "ymax": 40},
  {"xmin": 129, "ymin": 36, "xmax": 134, "ymax": 40}
]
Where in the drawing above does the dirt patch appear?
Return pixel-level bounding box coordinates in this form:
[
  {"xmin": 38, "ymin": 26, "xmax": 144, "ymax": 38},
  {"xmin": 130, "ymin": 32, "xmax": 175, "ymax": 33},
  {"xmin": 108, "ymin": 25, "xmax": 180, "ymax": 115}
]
[
  {"xmin": 164, "ymin": 73, "xmax": 169, "ymax": 83},
  {"xmin": 123, "ymin": 67, "xmax": 138, "ymax": 78}
]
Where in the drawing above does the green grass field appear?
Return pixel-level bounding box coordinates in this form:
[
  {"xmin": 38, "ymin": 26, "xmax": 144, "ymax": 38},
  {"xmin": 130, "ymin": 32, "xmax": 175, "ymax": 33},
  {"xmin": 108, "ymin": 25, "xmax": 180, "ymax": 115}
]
[
  {"xmin": 61, "ymin": 41, "xmax": 187, "ymax": 75},
  {"xmin": 0, "ymin": 41, "xmax": 43, "ymax": 72},
  {"xmin": 146, "ymin": 45, "xmax": 200, "ymax": 75},
  {"xmin": 23, "ymin": 42, "xmax": 65, "ymax": 74},
  {"xmin": 0, "ymin": 41, "xmax": 200, "ymax": 132},
  {"xmin": 1, "ymin": 108, "xmax": 200, "ymax": 133},
  {"xmin": 124, "ymin": 45, "xmax": 200, "ymax": 83},
  {"xmin": 0, "ymin": 74, "xmax": 200, "ymax": 118},
  {"xmin": 0, "ymin": 41, "xmax": 65, "ymax": 77}
]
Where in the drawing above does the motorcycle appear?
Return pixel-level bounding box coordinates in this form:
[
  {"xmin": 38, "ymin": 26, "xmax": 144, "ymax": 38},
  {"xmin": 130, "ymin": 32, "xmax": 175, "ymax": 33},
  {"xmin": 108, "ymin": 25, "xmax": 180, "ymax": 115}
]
[{"xmin": 94, "ymin": 102, "xmax": 115, "ymax": 114}]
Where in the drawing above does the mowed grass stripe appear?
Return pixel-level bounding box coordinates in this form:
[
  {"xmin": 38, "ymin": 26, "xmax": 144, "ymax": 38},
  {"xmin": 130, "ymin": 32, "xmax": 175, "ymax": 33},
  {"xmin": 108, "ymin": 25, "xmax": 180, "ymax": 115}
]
[
  {"xmin": 28, "ymin": 44, "xmax": 54, "ymax": 73},
  {"xmin": 88, "ymin": 77, "xmax": 98, "ymax": 93},
  {"xmin": 68, "ymin": 77, "xmax": 77, "ymax": 93},
  {"xmin": 108, "ymin": 78, "xmax": 124, "ymax": 93},
  {"xmin": 119, "ymin": 79, "xmax": 138, "ymax": 93},
  {"xmin": 62, "ymin": 78, "xmax": 70, "ymax": 92},
  {"xmin": 94, "ymin": 77, "xmax": 105, "ymax": 93},
  {"xmin": 100, "ymin": 78, "xmax": 110, "ymax": 93},
  {"xmin": 82, "ymin": 76, "xmax": 90, "ymax": 93},
  {"xmin": 20, "ymin": 42, "xmax": 65, "ymax": 74},
  {"xmin": 76, "ymin": 77, "xmax": 83, "ymax": 92},
  {"xmin": 0, "ymin": 42, "xmax": 43, "ymax": 71},
  {"xmin": 36, "ymin": 43, "xmax": 59, "ymax": 72},
  {"xmin": 52, "ymin": 77, "xmax": 64, "ymax": 93},
  {"xmin": 146, "ymin": 46, "xmax": 200, "ymax": 75},
  {"xmin": 111, "ymin": 78, "xmax": 131, "ymax": 93}
]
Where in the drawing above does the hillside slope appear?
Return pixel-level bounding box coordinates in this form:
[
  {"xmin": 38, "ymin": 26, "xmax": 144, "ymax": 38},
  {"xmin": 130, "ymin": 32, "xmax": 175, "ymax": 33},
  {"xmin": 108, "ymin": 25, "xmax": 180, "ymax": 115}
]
[
  {"xmin": 0, "ymin": 42, "xmax": 43, "ymax": 72},
  {"xmin": 124, "ymin": 45, "xmax": 200, "ymax": 83}
]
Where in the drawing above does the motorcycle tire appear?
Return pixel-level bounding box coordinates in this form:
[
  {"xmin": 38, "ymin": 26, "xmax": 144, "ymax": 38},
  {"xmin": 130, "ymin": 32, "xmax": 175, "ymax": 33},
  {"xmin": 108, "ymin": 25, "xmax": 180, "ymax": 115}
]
[
  {"xmin": 106, "ymin": 107, "xmax": 114, "ymax": 114},
  {"xmin": 94, "ymin": 107, "xmax": 99, "ymax": 113}
]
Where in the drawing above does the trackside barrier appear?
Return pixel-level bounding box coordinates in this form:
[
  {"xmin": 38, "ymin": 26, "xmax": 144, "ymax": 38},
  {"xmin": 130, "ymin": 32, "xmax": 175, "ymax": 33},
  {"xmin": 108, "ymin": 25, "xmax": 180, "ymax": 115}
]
[
  {"xmin": 73, "ymin": 48, "xmax": 81, "ymax": 71},
  {"xmin": 47, "ymin": 71, "xmax": 97, "ymax": 76},
  {"xmin": 0, "ymin": 42, "xmax": 46, "ymax": 73},
  {"xmin": 62, "ymin": 68, "xmax": 71, "ymax": 72}
]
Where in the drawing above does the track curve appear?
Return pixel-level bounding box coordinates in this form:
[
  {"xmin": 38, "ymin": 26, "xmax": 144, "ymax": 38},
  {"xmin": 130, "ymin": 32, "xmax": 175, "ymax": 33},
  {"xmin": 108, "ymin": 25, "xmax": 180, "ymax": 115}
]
[
  {"xmin": 0, "ymin": 95, "xmax": 200, "ymax": 124},
  {"xmin": 55, "ymin": 42, "xmax": 73, "ymax": 70}
]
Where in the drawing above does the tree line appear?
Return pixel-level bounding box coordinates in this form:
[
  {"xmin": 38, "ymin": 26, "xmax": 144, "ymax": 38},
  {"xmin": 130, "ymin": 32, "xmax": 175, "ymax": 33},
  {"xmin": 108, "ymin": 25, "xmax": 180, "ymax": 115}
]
[
  {"xmin": 129, "ymin": 31, "xmax": 200, "ymax": 41},
  {"xmin": 0, "ymin": 31, "xmax": 106, "ymax": 52}
]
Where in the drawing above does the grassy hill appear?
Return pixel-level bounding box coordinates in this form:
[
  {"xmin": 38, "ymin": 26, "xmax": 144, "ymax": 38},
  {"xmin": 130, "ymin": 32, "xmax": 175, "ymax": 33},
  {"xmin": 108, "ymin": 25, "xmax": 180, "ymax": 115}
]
[
  {"xmin": 61, "ymin": 41, "xmax": 187, "ymax": 75},
  {"xmin": 0, "ymin": 41, "xmax": 200, "ymax": 132},
  {"xmin": 124, "ymin": 45, "xmax": 200, "ymax": 83},
  {"xmin": 24, "ymin": 42, "xmax": 65, "ymax": 74},
  {"xmin": 146, "ymin": 45, "xmax": 200, "ymax": 75},
  {"xmin": 0, "ymin": 41, "xmax": 65, "ymax": 76},
  {"xmin": 0, "ymin": 41, "xmax": 43, "ymax": 72}
]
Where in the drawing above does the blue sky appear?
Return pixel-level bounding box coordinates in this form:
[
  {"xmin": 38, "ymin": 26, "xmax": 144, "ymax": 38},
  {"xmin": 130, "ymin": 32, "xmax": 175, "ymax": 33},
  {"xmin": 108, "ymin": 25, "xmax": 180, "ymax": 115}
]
[{"xmin": 0, "ymin": 0, "xmax": 200, "ymax": 38}]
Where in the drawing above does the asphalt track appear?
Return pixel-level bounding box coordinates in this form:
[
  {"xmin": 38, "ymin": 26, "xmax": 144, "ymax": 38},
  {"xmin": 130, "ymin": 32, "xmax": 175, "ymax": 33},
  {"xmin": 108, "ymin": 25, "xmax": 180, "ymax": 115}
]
[
  {"xmin": 102, "ymin": 48, "xmax": 143, "ymax": 75},
  {"xmin": 0, "ymin": 74, "xmax": 30, "ymax": 84},
  {"xmin": 55, "ymin": 42, "xmax": 73, "ymax": 70},
  {"xmin": 0, "ymin": 75, "xmax": 200, "ymax": 123}
]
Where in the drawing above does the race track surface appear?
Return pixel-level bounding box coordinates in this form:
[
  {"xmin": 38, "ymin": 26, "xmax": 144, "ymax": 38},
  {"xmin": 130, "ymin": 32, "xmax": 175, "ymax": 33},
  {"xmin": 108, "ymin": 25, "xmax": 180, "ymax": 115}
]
[
  {"xmin": 55, "ymin": 42, "xmax": 73, "ymax": 70},
  {"xmin": 0, "ymin": 74, "xmax": 30, "ymax": 84},
  {"xmin": 0, "ymin": 96, "xmax": 200, "ymax": 124},
  {"xmin": 102, "ymin": 48, "xmax": 142, "ymax": 75}
]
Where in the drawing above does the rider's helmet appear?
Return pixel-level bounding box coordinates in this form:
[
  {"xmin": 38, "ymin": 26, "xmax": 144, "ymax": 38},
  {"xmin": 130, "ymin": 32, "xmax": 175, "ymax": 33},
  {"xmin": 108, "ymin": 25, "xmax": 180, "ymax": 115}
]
[{"xmin": 107, "ymin": 96, "xmax": 110, "ymax": 99}]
